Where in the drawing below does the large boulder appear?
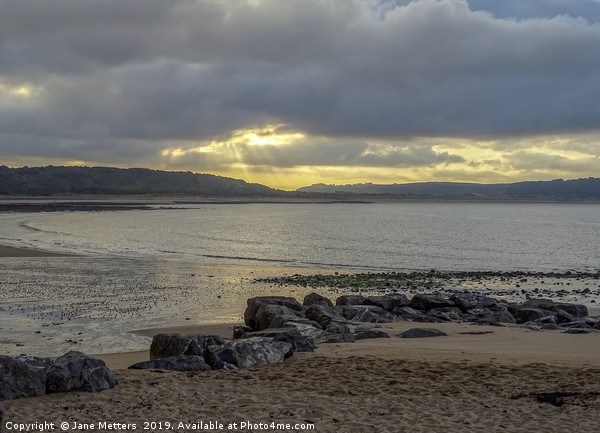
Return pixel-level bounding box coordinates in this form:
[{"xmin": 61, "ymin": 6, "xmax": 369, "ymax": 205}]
[
  {"xmin": 240, "ymin": 328, "xmax": 316, "ymax": 352},
  {"xmin": 340, "ymin": 305, "xmax": 395, "ymax": 323},
  {"xmin": 274, "ymin": 320, "xmax": 326, "ymax": 341},
  {"xmin": 335, "ymin": 295, "xmax": 366, "ymax": 306},
  {"xmin": 0, "ymin": 356, "xmax": 47, "ymax": 400},
  {"xmin": 305, "ymin": 304, "xmax": 346, "ymax": 329},
  {"xmin": 46, "ymin": 351, "xmax": 117, "ymax": 394},
  {"xmin": 392, "ymin": 306, "xmax": 427, "ymax": 321},
  {"xmin": 129, "ymin": 356, "xmax": 211, "ymax": 371},
  {"xmin": 465, "ymin": 306, "xmax": 516, "ymax": 325},
  {"xmin": 398, "ymin": 328, "xmax": 448, "ymax": 338},
  {"xmin": 244, "ymin": 297, "xmax": 305, "ymax": 330},
  {"xmin": 364, "ymin": 294, "xmax": 410, "ymax": 311},
  {"xmin": 253, "ymin": 304, "xmax": 305, "ymax": 331},
  {"xmin": 508, "ymin": 306, "xmax": 551, "ymax": 324},
  {"xmin": 354, "ymin": 327, "xmax": 390, "ymax": 340},
  {"xmin": 205, "ymin": 338, "xmax": 293, "ymax": 370},
  {"xmin": 150, "ymin": 334, "xmax": 225, "ymax": 360},
  {"xmin": 450, "ymin": 293, "xmax": 506, "ymax": 312},
  {"xmin": 521, "ymin": 299, "xmax": 588, "ymax": 318},
  {"xmin": 410, "ymin": 294, "xmax": 455, "ymax": 311},
  {"xmin": 303, "ymin": 292, "xmax": 333, "ymax": 308},
  {"xmin": 426, "ymin": 307, "xmax": 465, "ymax": 322},
  {"xmin": 268, "ymin": 315, "xmax": 323, "ymax": 331}
]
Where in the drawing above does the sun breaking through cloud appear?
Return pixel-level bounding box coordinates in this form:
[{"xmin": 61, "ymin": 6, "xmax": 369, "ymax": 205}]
[{"xmin": 1, "ymin": 0, "xmax": 600, "ymax": 189}]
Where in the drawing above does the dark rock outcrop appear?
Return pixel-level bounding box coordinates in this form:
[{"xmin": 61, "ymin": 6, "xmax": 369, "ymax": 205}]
[
  {"xmin": 410, "ymin": 294, "xmax": 455, "ymax": 310},
  {"xmin": 335, "ymin": 295, "xmax": 366, "ymax": 306},
  {"xmin": 0, "ymin": 356, "xmax": 47, "ymax": 400},
  {"xmin": 240, "ymin": 328, "xmax": 315, "ymax": 352},
  {"xmin": 398, "ymin": 328, "xmax": 448, "ymax": 338},
  {"xmin": 305, "ymin": 304, "xmax": 346, "ymax": 329},
  {"xmin": 303, "ymin": 292, "xmax": 333, "ymax": 308},
  {"xmin": 508, "ymin": 306, "xmax": 550, "ymax": 324},
  {"xmin": 521, "ymin": 299, "xmax": 588, "ymax": 318},
  {"xmin": 205, "ymin": 338, "xmax": 293, "ymax": 370},
  {"xmin": 129, "ymin": 356, "xmax": 211, "ymax": 371},
  {"xmin": 150, "ymin": 334, "xmax": 225, "ymax": 360},
  {"xmin": 244, "ymin": 297, "xmax": 305, "ymax": 330},
  {"xmin": 364, "ymin": 294, "xmax": 410, "ymax": 311},
  {"xmin": 340, "ymin": 305, "xmax": 395, "ymax": 323},
  {"xmin": 46, "ymin": 351, "xmax": 117, "ymax": 394},
  {"xmin": 354, "ymin": 327, "xmax": 390, "ymax": 340}
]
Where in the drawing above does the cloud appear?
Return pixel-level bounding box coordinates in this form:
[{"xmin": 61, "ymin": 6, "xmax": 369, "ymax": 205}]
[{"xmin": 1, "ymin": 0, "xmax": 600, "ymax": 186}]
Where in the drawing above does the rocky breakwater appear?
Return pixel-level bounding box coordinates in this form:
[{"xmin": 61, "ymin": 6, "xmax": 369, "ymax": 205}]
[
  {"xmin": 133, "ymin": 291, "xmax": 597, "ymax": 373},
  {"xmin": 0, "ymin": 351, "xmax": 117, "ymax": 401},
  {"xmin": 232, "ymin": 292, "xmax": 599, "ymax": 347}
]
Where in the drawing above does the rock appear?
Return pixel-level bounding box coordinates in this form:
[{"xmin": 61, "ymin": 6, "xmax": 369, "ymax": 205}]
[
  {"xmin": 563, "ymin": 328, "xmax": 597, "ymax": 334},
  {"xmin": 14, "ymin": 355, "xmax": 53, "ymax": 370},
  {"xmin": 244, "ymin": 297, "xmax": 305, "ymax": 330},
  {"xmin": 274, "ymin": 320, "xmax": 326, "ymax": 340},
  {"xmin": 526, "ymin": 315, "xmax": 557, "ymax": 326},
  {"xmin": 521, "ymin": 299, "xmax": 588, "ymax": 318},
  {"xmin": 315, "ymin": 333, "xmax": 355, "ymax": 344},
  {"xmin": 466, "ymin": 308, "xmax": 516, "ymax": 325},
  {"xmin": 46, "ymin": 351, "xmax": 117, "ymax": 394},
  {"xmin": 354, "ymin": 327, "xmax": 390, "ymax": 340},
  {"xmin": 303, "ymin": 292, "xmax": 333, "ymax": 308},
  {"xmin": 240, "ymin": 328, "xmax": 315, "ymax": 352},
  {"xmin": 129, "ymin": 356, "xmax": 211, "ymax": 371},
  {"xmin": 450, "ymin": 293, "xmax": 492, "ymax": 312},
  {"xmin": 541, "ymin": 323, "xmax": 562, "ymax": 330},
  {"xmin": 0, "ymin": 356, "xmax": 47, "ymax": 400},
  {"xmin": 335, "ymin": 295, "xmax": 366, "ymax": 306},
  {"xmin": 253, "ymin": 304, "xmax": 305, "ymax": 331},
  {"xmin": 561, "ymin": 321, "xmax": 591, "ymax": 329},
  {"xmin": 392, "ymin": 306, "xmax": 426, "ymax": 320},
  {"xmin": 340, "ymin": 305, "xmax": 395, "ymax": 323},
  {"xmin": 398, "ymin": 328, "xmax": 448, "ymax": 338},
  {"xmin": 305, "ymin": 305, "xmax": 346, "ymax": 329},
  {"xmin": 363, "ymin": 294, "xmax": 410, "ymax": 311},
  {"xmin": 426, "ymin": 307, "xmax": 464, "ymax": 322},
  {"xmin": 150, "ymin": 334, "xmax": 225, "ymax": 360},
  {"xmin": 508, "ymin": 306, "xmax": 551, "ymax": 324},
  {"xmin": 410, "ymin": 294, "xmax": 455, "ymax": 310},
  {"xmin": 205, "ymin": 338, "xmax": 293, "ymax": 370},
  {"xmin": 325, "ymin": 322, "xmax": 352, "ymax": 334}
]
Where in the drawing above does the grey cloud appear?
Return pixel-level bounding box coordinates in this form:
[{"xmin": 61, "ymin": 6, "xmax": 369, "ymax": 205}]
[
  {"xmin": 164, "ymin": 139, "xmax": 465, "ymax": 169},
  {"xmin": 507, "ymin": 150, "xmax": 600, "ymax": 172},
  {"xmin": 1, "ymin": 0, "xmax": 600, "ymax": 168}
]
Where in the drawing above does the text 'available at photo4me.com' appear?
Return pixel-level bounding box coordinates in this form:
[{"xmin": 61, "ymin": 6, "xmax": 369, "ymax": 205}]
[{"xmin": 2, "ymin": 420, "xmax": 316, "ymax": 432}]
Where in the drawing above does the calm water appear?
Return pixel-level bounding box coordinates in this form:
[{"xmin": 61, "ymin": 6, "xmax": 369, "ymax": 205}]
[{"xmin": 1, "ymin": 202, "xmax": 599, "ymax": 272}]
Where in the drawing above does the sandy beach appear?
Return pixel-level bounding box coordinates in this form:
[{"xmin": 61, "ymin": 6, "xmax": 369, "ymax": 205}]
[
  {"xmin": 3, "ymin": 321, "xmax": 600, "ymax": 432},
  {"xmin": 2, "ymin": 245, "xmax": 600, "ymax": 432}
]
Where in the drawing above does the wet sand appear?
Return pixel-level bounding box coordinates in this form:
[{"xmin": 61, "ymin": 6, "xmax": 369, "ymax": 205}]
[
  {"xmin": 2, "ymin": 246, "xmax": 600, "ymax": 432},
  {"xmin": 0, "ymin": 245, "xmax": 72, "ymax": 257}
]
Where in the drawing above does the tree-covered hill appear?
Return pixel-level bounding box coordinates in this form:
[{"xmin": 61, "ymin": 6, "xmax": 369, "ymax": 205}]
[{"xmin": 0, "ymin": 166, "xmax": 282, "ymax": 196}]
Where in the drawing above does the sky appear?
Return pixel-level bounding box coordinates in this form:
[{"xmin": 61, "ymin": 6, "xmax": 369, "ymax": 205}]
[{"xmin": 1, "ymin": 0, "xmax": 600, "ymax": 190}]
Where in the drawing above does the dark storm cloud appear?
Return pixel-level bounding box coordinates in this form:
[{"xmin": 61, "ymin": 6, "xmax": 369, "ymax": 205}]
[{"xmin": 1, "ymin": 0, "xmax": 600, "ymax": 169}]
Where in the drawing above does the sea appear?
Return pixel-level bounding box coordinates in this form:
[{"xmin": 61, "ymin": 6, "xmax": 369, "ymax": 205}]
[
  {"xmin": 1, "ymin": 202, "xmax": 599, "ymax": 356},
  {"xmin": 1, "ymin": 202, "xmax": 599, "ymax": 272}
]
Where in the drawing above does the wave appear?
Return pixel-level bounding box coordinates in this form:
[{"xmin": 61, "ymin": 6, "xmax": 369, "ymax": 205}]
[{"xmin": 18, "ymin": 222, "xmax": 43, "ymax": 232}]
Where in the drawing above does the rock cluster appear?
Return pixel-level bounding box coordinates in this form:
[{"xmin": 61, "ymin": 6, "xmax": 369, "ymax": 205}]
[
  {"xmin": 240, "ymin": 292, "xmax": 598, "ymax": 339},
  {"xmin": 136, "ymin": 333, "xmax": 294, "ymax": 371},
  {"xmin": 0, "ymin": 351, "xmax": 116, "ymax": 401}
]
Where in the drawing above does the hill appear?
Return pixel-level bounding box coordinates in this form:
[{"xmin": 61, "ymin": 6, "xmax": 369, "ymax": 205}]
[
  {"xmin": 0, "ymin": 166, "xmax": 282, "ymax": 197},
  {"xmin": 298, "ymin": 178, "xmax": 600, "ymax": 200}
]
